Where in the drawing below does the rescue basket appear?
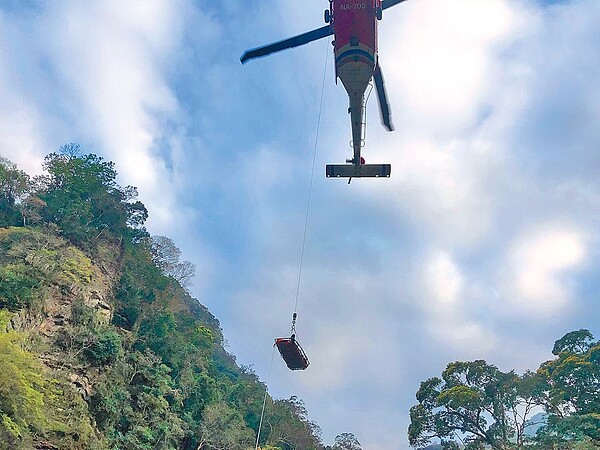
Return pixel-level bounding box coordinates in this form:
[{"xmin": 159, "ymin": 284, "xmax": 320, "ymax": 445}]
[{"xmin": 275, "ymin": 336, "xmax": 310, "ymax": 371}]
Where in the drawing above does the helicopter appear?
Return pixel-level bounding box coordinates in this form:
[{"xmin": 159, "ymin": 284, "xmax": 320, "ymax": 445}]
[{"xmin": 241, "ymin": 0, "xmax": 410, "ymax": 180}]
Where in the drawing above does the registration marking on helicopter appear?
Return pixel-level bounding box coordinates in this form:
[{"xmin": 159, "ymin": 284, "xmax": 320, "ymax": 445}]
[{"xmin": 340, "ymin": 3, "xmax": 368, "ymax": 10}]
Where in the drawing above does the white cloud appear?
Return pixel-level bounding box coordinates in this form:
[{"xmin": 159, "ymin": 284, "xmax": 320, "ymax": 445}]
[
  {"xmin": 0, "ymin": 98, "xmax": 45, "ymax": 175},
  {"xmin": 424, "ymin": 251, "xmax": 464, "ymax": 309},
  {"xmin": 501, "ymin": 226, "xmax": 587, "ymax": 316},
  {"xmin": 366, "ymin": 136, "xmax": 501, "ymax": 247},
  {"xmin": 354, "ymin": 0, "xmax": 537, "ymax": 249},
  {"xmin": 380, "ymin": 0, "xmax": 524, "ymax": 132},
  {"xmin": 37, "ymin": 1, "xmax": 184, "ymax": 228},
  {"xmin": 0, "ymin": 1, "xmax": 224, "ymax": 234},
  {"xmin": 421, "ymin": 251, "xmax": 496, "ymax": 354}
]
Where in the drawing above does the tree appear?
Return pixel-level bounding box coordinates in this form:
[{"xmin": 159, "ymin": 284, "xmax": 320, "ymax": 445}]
[
  {"xmin": 552, "ymin": 329, "xmax": 595, "ymax": 356},
  {"xmin": 331, "ymin": 432, "xmax": 362, "ymax": 450},
  {"xmin": 150, "ymin": 235, "xmax": 196, "ymax": 288},
  {"xmin": 37, "ymin": 144, "xmax": 147, "ymax": 246},
  {"xmin": 84, "ymin": 328, "xmax": 123, "ymax": 366},
  {"xmin": 537, "ymin": 330, "xmax": 600, "ymax": 445},
  {"xmin": 0, "ymin": 263, "xmax": 41, "ymax": 310},
  {"xmin": 408, "ymin": 360, "xmax": 542, "ymax": 450},
  {"xmin": 196, "ymin": 402, "xmax": 254, "ymax": 450},
  {"xmin": 409, "ymin": 331, "xmax": 600, "ymax": 449},
  {"xmin": 0, "ymin": 157, "xmax": 31, "ymax": 227},
  {"xmin": 113, "ymin": 240, "xmax": 170, "ymax": 329},
  {"xmin": 265, "ymin": 396, "xmax": 323, "ymax": 450},
  {"xmin": 89, "ymin": 349, "xmax": 186, "ymax": 449}
]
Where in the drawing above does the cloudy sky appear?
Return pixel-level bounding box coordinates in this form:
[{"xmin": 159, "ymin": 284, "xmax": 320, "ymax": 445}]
[{"xmin": 1, "ymin": 0, "xmax": 599, "ymax": 448}]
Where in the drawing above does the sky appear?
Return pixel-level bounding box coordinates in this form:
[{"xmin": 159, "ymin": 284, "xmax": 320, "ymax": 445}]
[{"xmin": 1, "ymin": 0, "xmax": 599, "ymax": 448}]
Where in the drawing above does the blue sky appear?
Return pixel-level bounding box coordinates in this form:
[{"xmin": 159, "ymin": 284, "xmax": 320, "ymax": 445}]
[{"xmin": 1, "ymin": 0, "xmax": 599, "ymax": 448}]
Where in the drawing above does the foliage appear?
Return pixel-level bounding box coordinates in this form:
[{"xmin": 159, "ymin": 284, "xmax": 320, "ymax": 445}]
[
  {"xmin": 330, "ymin": 432, "xmax": 362, "ymax": 450},
  {"xmin": 84, "ymin": 328, "xmax": 123, "ymax": 366},
  {"xmin": 0, "ymin": 148, "xmax": 327, "ymax": 450},
  {"xmin": 150, "ymin": 235, "xmax": 196, "ymax": 288},
  {"xmin": 0, "ymin": 311, "xmax": 98, "ymax": 449},
  {"xmin": 264, "ymin": 396, "xmax": 323, "ymax": 450},
  {"xmin": 36, "ymin": 144, "xmax": 147, "ymax": 248},
  {"xmin": 409, "ymin": 360, "xmax": 543, "ymax": 450},
  {"xmin": 0, "ymin": 227, "xmax": 95, "ymax": 310},
  {"xmin": 410, "ymin": 330, "xmax": 600, "ymax": 450},
  {"xmin": 90, "ymin": 349, "xmax": 186, "ymax": 449},
  {"xmin": 552, "ymin": 329, "xmax": 595, "ymax": 355},
  {"xmin": 0, "ymin": 157, "xmax": 31, "ymax": 227},
  {"xmin": 196, "ymin": 402, "xmax": 254, "ymax": 450},
  {"xmin": 0, "ymin": 323, "xmax": 48, "ymax": 448},
  {"xmin": 113, "ymin": 241, "xmax": 169, "ymax": 329},
  {"xmin": 537, "ymin": 330, "xmax": 600, "ymax": 446},
  {"xmin": 0, "ymin": 263, "xmax": 41, "ymax": 310}
]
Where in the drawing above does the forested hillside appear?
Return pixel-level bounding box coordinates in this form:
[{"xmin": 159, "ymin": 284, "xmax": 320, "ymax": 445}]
[{"xmin": 0, "ymin": 146, "xmax": 351, "ymax": 450}]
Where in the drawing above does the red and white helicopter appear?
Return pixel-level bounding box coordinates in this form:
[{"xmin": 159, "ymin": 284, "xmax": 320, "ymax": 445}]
[{"xmin": 241, "ymin": 0, "xmax": 409, "ymax": 179}]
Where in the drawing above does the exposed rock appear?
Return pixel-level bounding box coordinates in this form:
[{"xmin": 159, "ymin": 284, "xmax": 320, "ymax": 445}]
[
  {"xmin": 5, "ymin": 232, "xmax": 121, "ymax": 403},
  {"xmin": 68, "ymin": 371, "xmax": 93, "ymax": 401},
  {"xmin": 33, "ymin": 440, "xmax": 59, "ymax": 450}
]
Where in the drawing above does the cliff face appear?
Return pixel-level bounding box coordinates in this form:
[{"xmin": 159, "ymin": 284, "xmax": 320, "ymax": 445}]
[
  {"xmin": 0, "ymin": 228, "xmax": 120, "ymax": 412},
  {"xmin": 4, "ymin": 227, "xmax": 116, "ymax": 328},
  {"xmin": 0, "ymin": 227, "xmax": 118, "ymax": 449},
  {"xmin": 3, "ymin": 228, "xmax": 117, "ymax": 325}
]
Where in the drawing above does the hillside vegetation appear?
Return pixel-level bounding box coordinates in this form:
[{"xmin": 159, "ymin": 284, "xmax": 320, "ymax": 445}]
[{"xmin": 0, "ymin": 147, "xmax": 352, "ymax": 450}]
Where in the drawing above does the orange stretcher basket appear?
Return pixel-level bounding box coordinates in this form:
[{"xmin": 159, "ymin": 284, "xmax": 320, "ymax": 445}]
[{"xmin": 275, "ymin": 336, "xmax": 310, "ymax": 371}]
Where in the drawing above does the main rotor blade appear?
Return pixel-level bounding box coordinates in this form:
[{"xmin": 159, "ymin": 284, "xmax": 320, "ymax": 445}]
[
  {"xmin": 373, "ymin": 63, "xmax": 394, "ymax": 132},
  {"xmin": 241, "ymin": 25, "xmax": 333, "ymax": 64},
  {"xmin": 382, "ymin": 0, "xmax": 411, "ymax": 10}
]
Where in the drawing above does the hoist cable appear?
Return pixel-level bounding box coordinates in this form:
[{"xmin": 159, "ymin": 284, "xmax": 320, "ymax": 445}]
[
  {"xmin": 255, "ymin": 344, "xmax": 276, "ymax": 450},
  {"xmin": 255, "ymin": 33, "xmax": 331, "ymax": 450},
  {"xmin": 292, "ymin": 38, "xmax": 330, "ymax": 320}
]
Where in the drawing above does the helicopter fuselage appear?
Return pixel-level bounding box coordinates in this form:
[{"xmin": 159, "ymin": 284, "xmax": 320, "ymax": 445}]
[
  {"xmin": 331, "ymin": 0, "xmax": 381, "ymax": 166},
  {"xmin": 240, "ymin": 0, "xmax": 397, "ymax": 179}
]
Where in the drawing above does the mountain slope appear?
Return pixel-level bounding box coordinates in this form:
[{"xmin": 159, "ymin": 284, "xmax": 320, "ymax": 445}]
[{"xmin": 0, "ymin": 150, "xmax": 325, "ymax": 450}]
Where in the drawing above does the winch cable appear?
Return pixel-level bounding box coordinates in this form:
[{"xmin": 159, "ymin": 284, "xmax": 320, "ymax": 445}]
[
  {"xmin": 291, "ymin": 35, "xmax": 331, "ymax": 329},
  {"xmin": 255, "ymin": 37, "xmax": 330, "ymax": 449},
  {"xmin": 254, "ymin": 344, "xmax": 276, "ymax": 450}
]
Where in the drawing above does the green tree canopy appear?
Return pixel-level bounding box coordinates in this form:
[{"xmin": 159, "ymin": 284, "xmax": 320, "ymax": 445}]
[
  {"xmin": 264, "ymin": 396, "xmax": 323, "ymax": 450},
  {"xmin": 330, "ymin": 432, "xmax": 362, "ymax": 450},
  {"xmin": 410, "ymin": 330, "xmax": 600, "ymax": 450},
  {"xmin": 409, "ymin": 360, "xmax": 543, "ymax": 450},
  {"xmin": 196, "ymin": 402, "xmax": 254, "ymax": 450},
  {"xmin": 0, "ymin": 157, "xmax": 31, "ymax": 227},
  {"xmin": 552, "ymin": 329, "xmax": 595, "ymax": 356},
  {"xmin": 37, "ymin": 144, "xmax": 147, "ymax": 246},
  {"xmin": 538, "ymin": 330, "xmax": 600, "ymax": 445}
]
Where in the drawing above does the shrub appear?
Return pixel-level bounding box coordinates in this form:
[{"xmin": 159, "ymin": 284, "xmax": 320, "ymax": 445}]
[
  {"xmin": 85, "ymin": 329, "xmax": 122, "ymax": 366},
  {"xmin": 0, "ymin": 264, "xmax": 40, "ymax": 310}
]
